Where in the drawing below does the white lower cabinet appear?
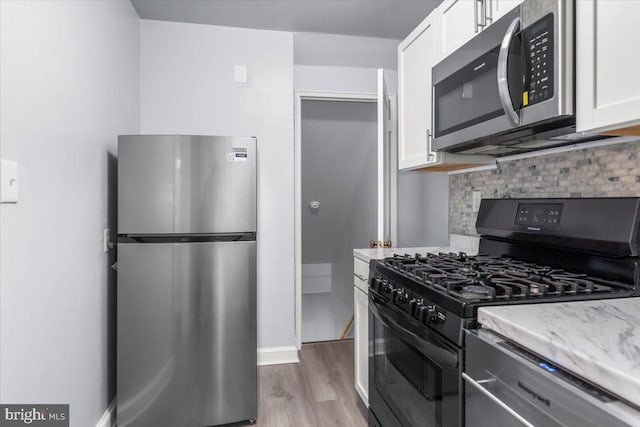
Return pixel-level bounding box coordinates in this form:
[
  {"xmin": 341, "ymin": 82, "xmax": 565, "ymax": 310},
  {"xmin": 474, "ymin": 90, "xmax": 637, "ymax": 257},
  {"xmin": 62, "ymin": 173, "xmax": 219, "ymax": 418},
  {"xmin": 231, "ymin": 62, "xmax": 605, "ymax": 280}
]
[
  {"xmin": 354, "ymin": 285, "xmax": 369, "ymax": 406},
  {"xmin": 353, "ymin": 257, "xmax": 369, "ymax": 406}
]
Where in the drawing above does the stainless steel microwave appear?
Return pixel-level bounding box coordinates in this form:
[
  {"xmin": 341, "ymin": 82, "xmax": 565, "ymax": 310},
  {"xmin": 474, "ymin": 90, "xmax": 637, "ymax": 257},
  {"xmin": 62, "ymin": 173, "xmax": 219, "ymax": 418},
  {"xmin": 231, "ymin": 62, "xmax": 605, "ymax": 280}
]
[{"xmin": 431, "ymin": 0, "xmax": 603, "ymax": 156}]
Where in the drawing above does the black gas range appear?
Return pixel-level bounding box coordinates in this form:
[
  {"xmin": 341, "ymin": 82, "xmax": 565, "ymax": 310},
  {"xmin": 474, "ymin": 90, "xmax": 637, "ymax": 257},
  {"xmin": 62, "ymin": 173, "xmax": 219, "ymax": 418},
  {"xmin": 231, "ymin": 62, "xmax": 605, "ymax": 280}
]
[{"xmin": 367, "ymin": 198, "xmax": 640, "ymax": 427}]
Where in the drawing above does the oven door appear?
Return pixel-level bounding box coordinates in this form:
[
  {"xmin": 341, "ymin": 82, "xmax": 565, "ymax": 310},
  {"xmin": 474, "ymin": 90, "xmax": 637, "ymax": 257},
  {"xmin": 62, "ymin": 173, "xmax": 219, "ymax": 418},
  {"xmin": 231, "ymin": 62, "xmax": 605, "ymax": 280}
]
[{"xmin": 368, "ymin": 292, "xmax": 461, "ymax": 427}]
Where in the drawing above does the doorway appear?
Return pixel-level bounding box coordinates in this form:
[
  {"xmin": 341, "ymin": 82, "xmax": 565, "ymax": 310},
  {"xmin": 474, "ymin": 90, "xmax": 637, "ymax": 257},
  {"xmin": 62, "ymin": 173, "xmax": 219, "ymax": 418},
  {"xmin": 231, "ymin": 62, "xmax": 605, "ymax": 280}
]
[{"xmin": 298, "ymin": 97, "xmax": 377, "ymax": 343}]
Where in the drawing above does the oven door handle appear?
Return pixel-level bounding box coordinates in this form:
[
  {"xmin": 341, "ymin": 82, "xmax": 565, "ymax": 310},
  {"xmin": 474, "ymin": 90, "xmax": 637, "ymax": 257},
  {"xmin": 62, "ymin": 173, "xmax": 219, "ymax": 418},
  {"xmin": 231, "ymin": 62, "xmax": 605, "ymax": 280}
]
[
  {"xmin": 369, "ymin": 292, "xmax": 459, "ymax": 368},
  {"xmin": 497, "ymin": 17, "xmax": 521, "ymax": 127}
]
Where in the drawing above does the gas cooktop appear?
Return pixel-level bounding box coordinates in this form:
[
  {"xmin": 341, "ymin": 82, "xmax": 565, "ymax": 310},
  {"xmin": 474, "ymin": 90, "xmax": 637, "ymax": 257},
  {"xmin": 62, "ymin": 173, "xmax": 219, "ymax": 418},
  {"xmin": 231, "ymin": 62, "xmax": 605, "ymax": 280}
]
[
  {"xmin": 369, "ymin": 198, "xmax": 640, "ymax": 326},
  {"xmin": 384, "ymin": 251, "xmax": 629, "ymax": 302}
]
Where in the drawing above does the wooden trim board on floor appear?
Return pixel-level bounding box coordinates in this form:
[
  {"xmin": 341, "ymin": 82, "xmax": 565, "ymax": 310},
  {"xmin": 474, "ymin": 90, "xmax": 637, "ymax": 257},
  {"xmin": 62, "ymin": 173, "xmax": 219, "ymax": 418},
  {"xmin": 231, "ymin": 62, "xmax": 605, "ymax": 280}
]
[{"xmin": 258, "ymin": 346, "xmax": 300, "ymax": 366}]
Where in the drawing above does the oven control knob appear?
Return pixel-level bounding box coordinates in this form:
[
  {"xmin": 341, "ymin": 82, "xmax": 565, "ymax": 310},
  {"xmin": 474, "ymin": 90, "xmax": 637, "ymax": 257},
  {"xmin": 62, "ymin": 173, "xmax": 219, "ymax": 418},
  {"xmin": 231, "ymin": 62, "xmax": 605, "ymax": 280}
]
[
  {"xmin": 417, "ymin": 304, "xmax": 429, "ymax": 322},
  {"xmin": 426, "ymin": 306, "xmax": 438, "ymax": 324},
  {"xmin": 393, "ymin": 288, "xmax": 405, "ymax": 303},
  {"xmin": 371, "ymin": 277, "xmax": 384, "ymax": 292},
  {"xmin": 383, "ymin": 282, "xmax": 393, "ymax": 294},
  {"xmin": 409, "ymin": 299, "xmax": 418, "ymax": 315}
]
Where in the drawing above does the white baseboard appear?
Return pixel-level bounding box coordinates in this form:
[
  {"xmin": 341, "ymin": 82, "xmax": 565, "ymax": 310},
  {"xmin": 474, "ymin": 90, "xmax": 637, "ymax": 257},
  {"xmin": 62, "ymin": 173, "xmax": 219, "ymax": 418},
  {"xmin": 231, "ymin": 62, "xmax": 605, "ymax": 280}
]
[
  {"xmin": 258, "ymin": 346, "xmax": 300, "ymax": 366},
  {"xmin": 96, "ymin": 399, "xmax": 116, "ymax": 427}
]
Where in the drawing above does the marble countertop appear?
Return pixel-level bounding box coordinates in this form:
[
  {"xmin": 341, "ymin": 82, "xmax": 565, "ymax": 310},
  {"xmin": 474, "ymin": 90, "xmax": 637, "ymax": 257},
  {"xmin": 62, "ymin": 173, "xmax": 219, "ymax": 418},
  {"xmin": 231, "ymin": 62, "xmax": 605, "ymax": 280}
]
[
  {"xmin": 353, "ymin": 246, "xmax": 472, "ymax": 263},
  {"xmin": 478, "ymin": 298, "xmax": 640, "ymax": 410}
]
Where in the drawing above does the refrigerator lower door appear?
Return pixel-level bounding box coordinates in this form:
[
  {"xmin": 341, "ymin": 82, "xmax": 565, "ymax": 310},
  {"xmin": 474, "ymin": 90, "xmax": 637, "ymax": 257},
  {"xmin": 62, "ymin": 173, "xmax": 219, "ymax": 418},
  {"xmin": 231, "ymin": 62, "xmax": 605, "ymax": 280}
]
[{"xmin": 117, "ymin": 240, "xmax": 257, "ymax": 427}]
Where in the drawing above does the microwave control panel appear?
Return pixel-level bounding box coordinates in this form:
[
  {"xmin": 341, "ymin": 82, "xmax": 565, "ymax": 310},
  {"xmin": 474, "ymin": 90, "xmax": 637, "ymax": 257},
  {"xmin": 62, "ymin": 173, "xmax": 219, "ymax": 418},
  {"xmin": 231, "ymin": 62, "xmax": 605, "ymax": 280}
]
[{"xmin": 522, "ymin": 14, "xmax": 554, "ymax": 107}]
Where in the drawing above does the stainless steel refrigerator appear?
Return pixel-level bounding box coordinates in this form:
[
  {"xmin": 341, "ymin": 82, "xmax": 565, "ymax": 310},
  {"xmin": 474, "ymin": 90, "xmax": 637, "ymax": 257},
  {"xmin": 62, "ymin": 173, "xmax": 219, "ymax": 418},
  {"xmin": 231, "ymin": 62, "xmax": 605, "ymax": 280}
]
[{"xmin": 116, "ymin": 135, "xmax": 257, "ymax": 427}]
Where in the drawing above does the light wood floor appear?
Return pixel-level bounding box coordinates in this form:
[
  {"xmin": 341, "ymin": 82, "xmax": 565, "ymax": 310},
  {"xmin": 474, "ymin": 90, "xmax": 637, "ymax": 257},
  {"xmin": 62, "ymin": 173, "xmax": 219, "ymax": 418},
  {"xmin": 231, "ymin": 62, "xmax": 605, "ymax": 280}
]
[{"xmin": 252, "ymin": 340, "xmax": 368, "ymax": 427}]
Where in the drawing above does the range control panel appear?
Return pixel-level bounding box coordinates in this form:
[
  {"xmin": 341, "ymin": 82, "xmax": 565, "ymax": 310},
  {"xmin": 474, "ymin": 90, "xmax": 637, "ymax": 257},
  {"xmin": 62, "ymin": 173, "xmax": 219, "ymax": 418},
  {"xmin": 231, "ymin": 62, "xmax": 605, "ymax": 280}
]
[
  {"xmin": 522, "ymin": 13, "xmax": 554, "ymax": 107},
  {"xmin": 515, "ymin": 203, "xmax": 563, "ymax": 227},
  {"xmin": 370, "ymin": 276, "xmax": 446, "ymax": 326}
]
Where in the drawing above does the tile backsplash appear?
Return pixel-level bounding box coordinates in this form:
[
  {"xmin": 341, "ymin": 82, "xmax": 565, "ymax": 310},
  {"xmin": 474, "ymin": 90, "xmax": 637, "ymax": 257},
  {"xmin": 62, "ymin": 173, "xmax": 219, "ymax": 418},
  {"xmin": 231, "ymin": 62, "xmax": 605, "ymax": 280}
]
[{"xmin": 449, "ymin": 139, "xmax": 640, "ymax": 236}]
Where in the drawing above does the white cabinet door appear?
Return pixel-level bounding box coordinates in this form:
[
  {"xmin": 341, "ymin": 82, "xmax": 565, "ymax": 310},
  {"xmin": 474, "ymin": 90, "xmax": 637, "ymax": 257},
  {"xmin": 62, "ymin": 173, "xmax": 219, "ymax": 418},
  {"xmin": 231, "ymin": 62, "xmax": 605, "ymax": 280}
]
[
  {"xmin": 489, "ymin": 0, "xmax": 522, "ymax": 23},
  {"xmin": 354, "ymin": 285, "xmax": 369, "ymax": 406},
  {"xmin": 577, "ymin": 0, "xmax": 640, "ymax": 133},
  {"xmin": 398, "ymin": 14, "xmax": 438, "ymax": 170},
  {"xmin": 377, "ymin": 69, "xmax": 392, "ymax": 244},
  {"xmin": 437, "ymin": 0, "xmax": 478, "ymax": 60}
]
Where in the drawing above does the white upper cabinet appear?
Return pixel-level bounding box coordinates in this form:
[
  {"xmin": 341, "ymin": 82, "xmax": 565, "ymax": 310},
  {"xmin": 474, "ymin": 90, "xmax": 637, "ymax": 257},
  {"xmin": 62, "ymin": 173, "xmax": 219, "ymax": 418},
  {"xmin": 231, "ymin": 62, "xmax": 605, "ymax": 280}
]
[
  {"xmin": 398, "ymin": 13, "xmax": 438, "ymax": 170},
  {"xmin": 437, "ymin": 0, "xmax": 477, "ymax": 60},
  {"xmin": 489, "ymin": 0, "xmax": 523, "ymax": 23},
  {"xmin": 577, "ymin": 0, "xmax": 640, "ymax": 133},
  {"xmin": 437, "ymin": 0, "xmax": 522, "ymax": 61},
  {"xmin": 398, "ymin": 4, "xmax": 494, "ymax": 171}
]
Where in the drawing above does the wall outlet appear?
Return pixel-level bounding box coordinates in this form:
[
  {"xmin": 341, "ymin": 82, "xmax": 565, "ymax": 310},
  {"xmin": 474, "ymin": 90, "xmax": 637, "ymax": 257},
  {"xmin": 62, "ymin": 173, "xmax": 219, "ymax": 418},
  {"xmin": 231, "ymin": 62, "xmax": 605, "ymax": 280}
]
[{"xmin": 472, "ymin": 191, "xmax": 482, "ymax": 211}]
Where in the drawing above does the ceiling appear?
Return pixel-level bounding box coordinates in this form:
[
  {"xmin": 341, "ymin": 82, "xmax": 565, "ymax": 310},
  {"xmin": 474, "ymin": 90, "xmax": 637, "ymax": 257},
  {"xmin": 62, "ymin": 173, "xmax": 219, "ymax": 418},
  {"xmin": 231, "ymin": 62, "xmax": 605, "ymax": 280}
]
[{"xmin": 130, "ymin": 0, "xmax": 442, "ymax": 40}]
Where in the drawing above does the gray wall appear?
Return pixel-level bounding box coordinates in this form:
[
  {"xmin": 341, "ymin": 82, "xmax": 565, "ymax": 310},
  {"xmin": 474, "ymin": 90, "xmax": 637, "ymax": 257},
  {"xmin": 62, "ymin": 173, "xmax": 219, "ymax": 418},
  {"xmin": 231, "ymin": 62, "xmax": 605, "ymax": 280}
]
[
  {"xmin": 397, "ymin": 171, "xmax": 450, "ymax": 247},
  {"xmin": 139, "ymin": 20, "xmax": 295, "ymax": 349},
  {"xmin": 0, "ymin": 1, "xmax": 139, "ymax": 425},
  {"xmin": 301, "ymin": 100, "xmax": 377, "ymax": 306}
]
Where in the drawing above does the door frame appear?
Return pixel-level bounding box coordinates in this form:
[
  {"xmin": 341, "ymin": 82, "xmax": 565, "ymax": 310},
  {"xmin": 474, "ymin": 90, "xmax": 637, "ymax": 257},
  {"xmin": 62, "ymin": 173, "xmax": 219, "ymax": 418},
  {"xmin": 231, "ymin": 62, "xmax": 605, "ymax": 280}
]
[{"xmin": 294, "ymin": 90, "xmax": 398, "ymax": 349}]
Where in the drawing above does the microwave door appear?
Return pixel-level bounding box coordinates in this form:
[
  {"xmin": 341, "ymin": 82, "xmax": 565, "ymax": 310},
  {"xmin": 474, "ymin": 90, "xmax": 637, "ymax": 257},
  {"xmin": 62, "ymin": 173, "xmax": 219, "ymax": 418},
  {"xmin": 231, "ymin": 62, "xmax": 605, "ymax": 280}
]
[
  {"xmin": 431, "ymin": 6, "xmax": 526, "ymax": 154},
  {"xmin": 433, "ymin": 47, "xmax": 504, "ymax": 140},
  {"xmin": 432, "ymin": 43, "xmax": 522, "ymax": 147}
]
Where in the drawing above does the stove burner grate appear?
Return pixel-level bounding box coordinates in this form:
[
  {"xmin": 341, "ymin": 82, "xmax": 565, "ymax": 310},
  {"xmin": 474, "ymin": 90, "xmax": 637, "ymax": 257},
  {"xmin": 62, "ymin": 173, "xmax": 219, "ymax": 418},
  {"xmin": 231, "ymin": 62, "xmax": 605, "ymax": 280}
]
[{"xmin": 384, "ymin": 252, "xmax": 626, "ymax": 302}]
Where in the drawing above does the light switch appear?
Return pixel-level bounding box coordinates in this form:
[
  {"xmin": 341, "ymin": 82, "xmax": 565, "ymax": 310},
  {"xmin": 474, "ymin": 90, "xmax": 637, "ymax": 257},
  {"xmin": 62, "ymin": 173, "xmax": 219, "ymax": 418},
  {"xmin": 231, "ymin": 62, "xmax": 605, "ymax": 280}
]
[
  {"xmin": 234, "ymin": 65, "xmax": 248, "ymax": 84},
  {"xmin": 1, "ymin": 159, "xmax": 18, "ymax": 203}
]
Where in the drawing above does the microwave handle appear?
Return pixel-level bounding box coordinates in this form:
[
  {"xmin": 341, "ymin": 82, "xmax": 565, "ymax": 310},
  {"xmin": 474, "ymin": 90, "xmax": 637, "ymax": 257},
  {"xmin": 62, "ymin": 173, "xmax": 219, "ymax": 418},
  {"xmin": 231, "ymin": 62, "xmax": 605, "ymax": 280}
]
[{"xmin": 497, "ymin": 17, "xmax": 520, "ymax": 126}]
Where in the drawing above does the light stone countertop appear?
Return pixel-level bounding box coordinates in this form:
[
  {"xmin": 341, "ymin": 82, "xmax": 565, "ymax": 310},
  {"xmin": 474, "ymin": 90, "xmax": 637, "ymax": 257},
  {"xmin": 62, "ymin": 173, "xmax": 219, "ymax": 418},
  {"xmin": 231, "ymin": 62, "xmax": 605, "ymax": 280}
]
[
  {"xmin": 478, "ymin": 298, "xmax": 640, "ymax": 411},
  {"xmin": 353, "ymin": 246, "xmax": 473, "ymax": 263}
]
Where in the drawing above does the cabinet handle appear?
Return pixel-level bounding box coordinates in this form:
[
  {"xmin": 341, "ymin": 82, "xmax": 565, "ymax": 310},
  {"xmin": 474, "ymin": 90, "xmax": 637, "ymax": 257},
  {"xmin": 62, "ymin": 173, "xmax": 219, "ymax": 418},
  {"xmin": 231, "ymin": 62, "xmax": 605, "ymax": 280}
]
[
  {"xmin": 355, "ymin": 273, "xmax": 367, "ymax": 281},
  {"xmin": 475, "ymin": 0, "xmax": 486, "ymax": 33},
  {"xmin": 485, "ymin": 0, "xmax": 493, "ymax": 25},
  {"xmin": 426, "ymin": 129, "xmax": 435, "ymax": 160},
  {"xmin": 474, "ymin": 0, "xmax": 479, "ymax": 33}
]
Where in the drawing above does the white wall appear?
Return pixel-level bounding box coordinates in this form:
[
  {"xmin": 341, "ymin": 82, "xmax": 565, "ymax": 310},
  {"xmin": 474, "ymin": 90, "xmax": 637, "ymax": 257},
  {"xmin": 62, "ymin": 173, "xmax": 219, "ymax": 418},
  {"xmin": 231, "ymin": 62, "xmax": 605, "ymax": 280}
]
[
  {"xmin": 397, "ymin": 171, "xmax": 449, "ymax": 247},
  {"xmin": 295, "ymin": 65, "xmax": 397, "ymax": 95},
  {"xmin": 139, "ymin": 20, "xmax": 295, "ymax": 349},
  {"xmin": 294, "ymin": 32, "xmax": 399, "ymax": 69},
  {"xmin": 0, "ymin": 1, "xmax": 139, "ymax": 426}
]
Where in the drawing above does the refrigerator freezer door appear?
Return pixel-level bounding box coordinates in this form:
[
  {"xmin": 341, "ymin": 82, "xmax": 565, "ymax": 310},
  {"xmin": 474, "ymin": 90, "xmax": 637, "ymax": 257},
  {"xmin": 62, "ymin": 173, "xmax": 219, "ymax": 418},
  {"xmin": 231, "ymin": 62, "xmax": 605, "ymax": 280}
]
[
  {"xmin": 117, "ymin": 240, "xmax": 257, "ymax": 427},
  {"xmin": 174, "ymin": 136, "xmax": 256, "ymax": 234},
  {"xmin": 118, "ymin": 135, "xmax": 257, "ymax": 235},
  {"xmin": 118, "ymin": 135, "xmax": 175, "ymax": 234}
]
